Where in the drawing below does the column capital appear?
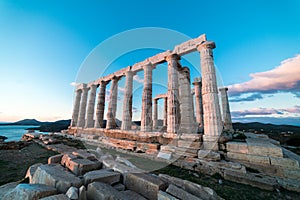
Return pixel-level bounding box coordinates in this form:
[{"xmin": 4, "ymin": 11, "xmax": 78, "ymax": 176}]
[
  {"xmin": 165, "ymin": 53, "xmax": 181, "ymax": 62},
  {"xmin": 143, "ymin": 62, "xmax": 155, "ymax": 70},
  {"xmin": 219, "ymin": 87, "xmax": 228, "ymax": 92},
  {"xmin": 192, "ymin": 77, "xmax": 202, "ymax": 86},
  {"xmin": 197, "ymin": 41, "xmax": 216, "ymax": 51}
]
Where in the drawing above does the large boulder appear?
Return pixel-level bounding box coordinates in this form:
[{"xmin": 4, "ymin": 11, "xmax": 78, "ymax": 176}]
[
  {"xmin": 40, "ymin": 194, "xmax": 70, "ymax": 200},
  {"xmin": 87, "ymin": 182, "xmax": 128, "ymax": 200},
  {"xmin": 0, "ymin": 182, "xmax": 19, "ymax": 199},
  {"xmin": 166, "ymin": 184, "xmax": 200, "ymax": 200},
  {"xmin": 31, "ymin": 164, "xmax": 82, "ymax": 193},
  {"xmin": 25, "ymin": 163, "xmax": 43, "ymax": 183},
  {"xmin": 3, "ymin": 184, "xmax": 57, "ymax": 200}
]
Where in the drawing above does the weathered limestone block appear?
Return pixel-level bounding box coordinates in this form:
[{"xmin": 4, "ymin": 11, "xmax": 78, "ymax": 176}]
[
  {"xmin": 121, "ymin": 190, "xmax": 147, "ymax": 200},
  {"xmin": 224, "ymin": 170, "xmax": 277, "ymax": 191},
  {"xmin": 157, "ymin": 151, "xmax": 172, "ymax": 160},
  {"xmin": 66, "ymin": 186, "xmax": 78, "ymax": 200},
  {"xmin": 159, "ymin": 174, "xmax": 222, "ymax": 200},
  {"xmin": 3, "ymin": 184, "xmax": 57, "ymax": 200},
  {"xmin": 282, "ymin": 168, "xmax": 300, "ymax": 180},
  {"xmin": 166, "ymin": 184, "xmax": 200, "ymax": 200},
  {"xmin": 0, "ymin": 182, "xmax": 19, "ymax": 200},
  {"xmin": 26, "ymin": 163, "xmax": 42, "ymax": 183},
  {"xmin": 61, "ymin": 154, "xmax": 101, "ymax": 176},
  {"xmin": 276, "ymin": 177, "xmax": 300, "ymax": 193},
  {"xmin": 247, "ymin": 154, "xmax": 270, "ymax": 165},
  {"xmin": 124, "ymin": 173, "xmax": 168, "ymax": 200},
  {"xmin": 158, "ymin": 190, "xmax": 179, "ymax": 200},
  {"xmin": 246, "ymin": 138, "xmax": 283, "ymax": 157},
  {"xmin": 227, "ymin": 152, "xmax": 248, "ymax": 161},
  {"xmin": 40, "ymin": 194, "xmax": 70, "ymax": 200},
  {"xmin": 83, "ymin": 169, "xmax": 121, "ymax": 185},
  {"xmin": 48, "ymin": 154, "xmax": 63, "ymax": 164},
  {"xmin": 270, "ymin": 156, "xmax": 299, "ymax": 168},
  {"xmin": 72, "ymin": 150, "xmax": 97, "ymax": 161},
  {"xmin": 198, "ymin": 150, "xmax": 221, "ymax": 161},
  {"xmin": 32, "ymin": 164, "xmax": 82, "ymax": 193},
  {"xmin": 87, "ymin": 182, "xmax": 127, "ymax": 200},
  {"xmin": 177, "ymin": 140, "xmax": 201, "ymax": 149},
  {"xmin": 113, "ymin": 183, "xmax": 125, "ymax": 191},
  {"xmin": 226, "ymin": 142, "xmax": 248, "ymax": 154},
  {"xmin": 113, "ymin": 162, "xmax": 144, "ymax": 174},
  {"xmin": 79, "ymin": 185, "xmax": 87, "ymax": 200}
]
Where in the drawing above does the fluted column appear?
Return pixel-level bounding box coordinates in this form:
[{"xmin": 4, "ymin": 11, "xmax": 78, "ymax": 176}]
[
  {"xmin": 153, "ymin": 99, "xmax": 158, "ymax": 129},
  {"xmin": 141, "ymin": 63, "xmax": 153, "ymax": 131},
  {"xmin": 166, "ymin": 54, "xmax": 180, "ymax": 133},
  {"xmin": 121, "ymin": 71, "xmax": 134, "ymax": 130},
  {"xmin": 71, "ymin": 89, "xmax": 82, "ymax": 127},
  {"xmin": 192, "ymin": 77, "xmax": 204, "ymax": 130},
  {"xmin": 197, "ymin": 41, "xmax": 222, "ymax": 150},
  {"xmin": 179, "ymin": 67, "xmax": 196, "ymax": 134},
  {"xmin": 85, "ymin": 84, "xmax": 97, "ymax": 128},
  {"xmin": 219, "ymin": 87, "xmax": 233, "ymax": 132},
  {"xmin": 94, "ymin": 81, "xmax": 107, "ymax": 128},
  {"xmin": 163, "ymin": 97, "xmax": 167, "ymax": 127},
  {"xmin": 106, "ymin": 77, "xmax": 119, "ymax": 129},
  {"xmin": 77, "ymin": 84, "xmax": 88, "ymax": 128}
]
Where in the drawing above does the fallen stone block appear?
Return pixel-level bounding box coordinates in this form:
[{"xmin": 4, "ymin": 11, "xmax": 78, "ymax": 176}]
[
  {"xmin": 224, "ymin": 170, "xmax": 277, "ymax": 191},
  {"xmin": 158, "ymin": 190, "xmax": 179, "ymax": 200},
  {"xmin": 32, "ymin": 164, "xmax": 82, "ymax": 193},
  {"xmin": 84, "ymin": 169, "xmax": 121, "ymax": 185},
  {"xmin": 124, "ymin": 173, "xmax": 167, "ymax": 200},
  {"xmin": 25, "ymin": 163, "xmax": 42, "ymax": 183},
  {"xmin": 276, "ymin": 177, "xmax": 300, "ymax": 193},
  {"xmin": 226, "ymin": 142, "xmax": 248, "ymax": 154},
  {"xmin": 159, "ymin": 174, "xmax": 222, "ymax": 200},
  {"xmin": 0, "ymin": 182, "xmax": 20, "ymax": 200},
  {"xmin": 270, "ymin": 156, "xmax": 299, "ymax": 168},
  {"xmin": 79, "ymin": 185, "xmax": 87, "ymax": 200},
  {"xmin": 72, "ymin": 150, "xmax": 97, "ymax": 161},
  {"xmin": 66, "ymin": 186, "xmax": 78, "ymax": 200},
  {"xmin": 157, "ymin": 151, "xmax": 172, "ymax": 160},
  {"xmin": 113, "ymin": 183, "xmax": 125, "ymax": 191},
  {"xmin": 113, "ymin": 162, "xmax": 144, "ymax": 174},
  {"xmin": 48, "ymin": 154, "xmax": 63, "ymax": 164},
  {"xmin": 121, "ymin": 190, "xmax": 147, "ymax": 200},
  {"xmin": 87, "ymin": 182, "xmax": 127, "ymax": 200},
  {"xmin": 40, "ymin": 194, "xmax": 70, "ymax": 200},
  {"xmin": 177, "ymin": 140, "xmax": 201, "ymax": 149},
  {"xmin": 166, "ymin": 184, "xmax": 200, "ymax": 200},
  {"xmin": 247, "ymin": 154, "xmax": 270, "ymax": 166},
  {"xmin": 3, "ymin": 184, "xmax": 57, "ymax": 200},
  {"xmin": 283, "ymin": 168, "xmax": 300, "ymax": 180},
  {"xmin": 198, "ymin": 150, "xmax": 220, "ymax": 161},
  {"xmin": 227, "ymin": 152, "xmax": 248, "ymax": 161}
]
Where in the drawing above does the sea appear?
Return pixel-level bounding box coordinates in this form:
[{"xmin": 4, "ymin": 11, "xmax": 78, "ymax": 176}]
[{"xmin": 0, "ymin": 125, "xmax": 40, "ymax": 142}]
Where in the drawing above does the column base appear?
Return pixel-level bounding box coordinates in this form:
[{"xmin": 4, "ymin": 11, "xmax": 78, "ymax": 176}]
[{"xmin": 202, "ymin": 135, "xmax": 220, "ymax": 151}]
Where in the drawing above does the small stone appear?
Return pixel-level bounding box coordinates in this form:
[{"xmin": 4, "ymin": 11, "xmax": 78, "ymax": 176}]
[
  {"xmin": 66, "ymin": 186, "xmax": 78, "ymax": 200},
  {"xmin": 78, "ymin": 186, "xmax": 87, "ymax": 200}
]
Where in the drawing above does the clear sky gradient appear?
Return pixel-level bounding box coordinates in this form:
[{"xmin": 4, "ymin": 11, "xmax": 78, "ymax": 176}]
[{"xmin": 0, "ymin": 0, "xmax": 299, "ymax": 125}]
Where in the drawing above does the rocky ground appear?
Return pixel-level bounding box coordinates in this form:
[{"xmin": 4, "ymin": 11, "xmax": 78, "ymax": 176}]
[{"xmin": 0, "ymin": 133, "xmax": 299, "ymax": 199}]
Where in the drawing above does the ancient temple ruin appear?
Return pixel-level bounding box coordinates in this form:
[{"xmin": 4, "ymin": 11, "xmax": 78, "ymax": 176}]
[{"xmin": 68, "ymin": 34, "xmax": 233, "ymax": 156}]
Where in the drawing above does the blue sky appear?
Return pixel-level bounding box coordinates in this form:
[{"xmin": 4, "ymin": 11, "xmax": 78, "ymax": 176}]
[{"xmin": 0, "ymin": 0, "xmax": 299, "ymax": 125}]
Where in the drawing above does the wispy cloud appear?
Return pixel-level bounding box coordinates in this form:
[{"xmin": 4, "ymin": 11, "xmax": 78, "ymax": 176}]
[
  {"xmin": 228, "ymin": 55, "xmax": 300, "ymax": 97},
  {"xmin": 132, "ymin": 106, "xmax": 138, "ymax": 113},
  {"xmin": 229, "ymin": 93, "xmax": 263, "ymax": 102},
  {"xmin": 133, "ymin": 74, "xmax": 143, "ymax": 83},
  {"xmin": 232, "ymin": 106, "xmax": 300, "ymax": 118},
  {"xmin": 118, "ymin": 87, "xmax": 125, "ymax": 93},
  {"xmin": 70, "ymin": 82, "xmax": 79, "ymax": 86}
]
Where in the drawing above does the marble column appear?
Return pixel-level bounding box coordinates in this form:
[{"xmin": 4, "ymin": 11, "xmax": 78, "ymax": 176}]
[
  {"xmin": 219, "ymin": 87, "xmax": 234, "ymax": 132},
  {"xmin": 121, "ymin": 71, "xmax": 134, "ymax": 130},
  {"xmin": 106, "ymin": 77, "xmax": 119, "ymax": 129},
  {"xmin": 85, "ymin": 84, "xmax": 97, "ymax": 128},
  {"xmin": 163, "ymin": 97, "xmax": 168, "ymax": 127},
  {"xmin": 94, "ymin": 81, "xmax": 106, "ymax": 128},
  {"xmin": 166, "ymin": 54, "xmax": 180, "ymax": 133},
  {"xmin": 153, "ymin": 99, "xmax": 158, "ymax": 129},
  {"xmin": 71, "ymin": 89, "xmax": 82, "ymax": 127},
  {"xmin": 179, "ymin": 67, "xmax": 196, "ymax": 134},
  {"xmin": 197, "ymin": 41, "xmax": 222, "ymax": 150},
  {"xmin": 192, "ymin": 77, "xmax": 204, "ymax": 130},
  {"xmin": 77, "ymin": 84, "xmax": 88, "ymax": 128},
  {"xmin": 141, "ymin": 63, "xmax": 153, "ymax": 131}
]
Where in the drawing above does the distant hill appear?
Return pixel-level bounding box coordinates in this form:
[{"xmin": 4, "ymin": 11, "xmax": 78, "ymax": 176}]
[
  {"xmin": 233, "ymin": 122, "xmax": 300, "ymax": 134},
  {"xmin": 28, "ymin": 120, "xmax": 71, "ymax": 132},
  {"xmin": 0, "ymin": 119, "xmax": 43, "ymax": 126}
]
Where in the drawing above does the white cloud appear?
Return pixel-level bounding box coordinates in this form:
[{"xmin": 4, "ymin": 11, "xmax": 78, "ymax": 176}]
[
  {"xmin": 228, "ymin": 55, "xmax": 300, "ymax": 96},
  {"xmin": 133, "ymin": 74, "xmax": 144, "ymax": 83},
  {"xmin": 70, "ymin": 82, "xmax": 79, "ymax": 86}
]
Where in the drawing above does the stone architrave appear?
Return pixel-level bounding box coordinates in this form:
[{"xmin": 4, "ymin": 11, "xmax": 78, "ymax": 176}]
[
  {"xmin": 178, "ymin": 67, "xmax": 196, "ymax": 134},
  {"xmin": 106, "ymin": 77, "xmax": 119, "ymax": 129},
  {"xmin": 85, "ymin": 84, "xmax": 97, "ymax": 128},
  {"xmin": 141, "ymin": 63, "xmax": 153, "ymax": 131},
  {"xmin": 166, "ymin": 54, "xmax": 180, "ymax": 133},
  {"xmin": 197, "ymin": 41, "xmax": 222, "ymax": 150},
  {"xmin": 219, "ymin": 87, "xmax": 234, "ymax": 132},
  {"xmin": 94, "ymin": 81, "xmax": 107, "ymax": 128},
  {"xmin": 192, "ymin": 77, "xmax": 204, "ymax": 130},
  {"xmin": 163, "ymin": 97, "xmax": 167, "ymax": 127},
  {"xmin": 77, "ymin": 84, "xmax": 88, "ymax": 128},
  {"xmin": 153, "ymin": 99, "xmax": 158, "ymax": 129},
  {"xmin": 71, "ymin": 89, "xmax": 82, "ymax": 127},
  {"xmin": 121, "ymin": 70, "xmax": 134, "ymax": 130}
]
